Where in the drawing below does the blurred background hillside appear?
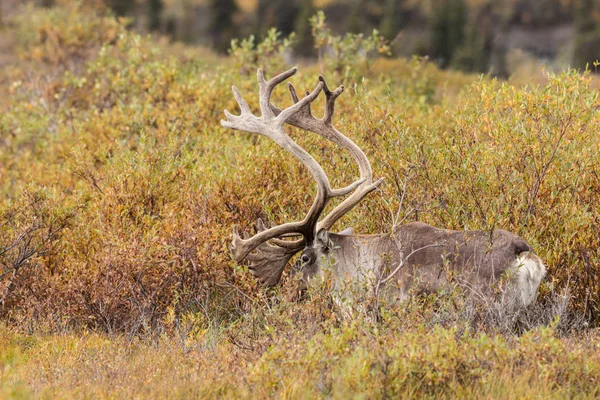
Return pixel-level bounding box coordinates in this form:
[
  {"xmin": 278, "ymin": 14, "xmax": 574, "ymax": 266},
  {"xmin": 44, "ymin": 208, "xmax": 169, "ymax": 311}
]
[{"xmin": 2, "ymin": 0, "xmax": 600, "ymax": 78}]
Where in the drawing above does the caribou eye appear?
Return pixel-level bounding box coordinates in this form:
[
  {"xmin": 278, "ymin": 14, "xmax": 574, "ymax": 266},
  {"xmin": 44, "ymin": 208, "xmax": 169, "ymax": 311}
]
[{"xmin": 301, "ymin": 254, "xmax": 310, "ymax": 263}]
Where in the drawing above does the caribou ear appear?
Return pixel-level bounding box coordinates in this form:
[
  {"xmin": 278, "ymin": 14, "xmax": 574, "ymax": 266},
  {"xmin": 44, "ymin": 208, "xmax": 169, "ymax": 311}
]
[
  {"xmin": 316, "ymin": 229, "xmax": 331, "ymax": 250},
  {"xmin": 337, "ymin": 227, "xmax": 354, "ymax": 236}
]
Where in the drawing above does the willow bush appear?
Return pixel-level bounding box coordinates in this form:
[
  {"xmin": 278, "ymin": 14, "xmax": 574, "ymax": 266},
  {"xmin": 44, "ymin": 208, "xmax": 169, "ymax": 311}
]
[{"xmin": 0, "ymin": 2, "xmax": 598, "ymax": 335}]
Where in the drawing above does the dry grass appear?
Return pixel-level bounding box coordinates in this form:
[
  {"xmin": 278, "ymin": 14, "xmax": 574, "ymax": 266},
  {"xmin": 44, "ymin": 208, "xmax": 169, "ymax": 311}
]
[{"xmin": 1, "ymin": 318, "xmax": 600, "ymax": 399}]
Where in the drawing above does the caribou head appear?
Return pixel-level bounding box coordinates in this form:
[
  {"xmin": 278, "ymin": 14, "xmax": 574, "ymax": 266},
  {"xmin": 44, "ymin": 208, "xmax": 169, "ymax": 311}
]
[{"xmin": 221, "ymin": 68, "xmax": 546, "ymax": 309}]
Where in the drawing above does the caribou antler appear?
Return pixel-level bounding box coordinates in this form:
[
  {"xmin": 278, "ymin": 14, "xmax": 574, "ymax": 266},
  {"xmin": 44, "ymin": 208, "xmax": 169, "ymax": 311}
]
[
  {"xmin": 243, "ymin": 219, "xmax": 300, "ymax": 286},
  {"xmin": 221, "ymin": 67, "xmax": 365, "ymax": 263},
  {"xmin": 271, "ymin": 74, "xmax": 384, "ymax": 232}
]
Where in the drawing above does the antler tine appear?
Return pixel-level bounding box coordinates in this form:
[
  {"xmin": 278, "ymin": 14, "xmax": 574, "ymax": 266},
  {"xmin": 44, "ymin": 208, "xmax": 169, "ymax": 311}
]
[
  {"xmin": 287, "ymin": 83, "xmax": 313, "ymax": 118},
  {"xmin": 223, "ymin": 69, "xmax": 367, "ymax": 264},
  {"xmin": 318, "ymin": 75, "xmax": 344, "ymax": 125},
  {"xmin": 277, "ymin": 82, "xmax": 323, "ymax": 126},
  {"xmin": 232, "ymin": 86, "xmax": 251, "ymax": 115},
  {"xmin": 257, "ymin": 67, "xmax": 297, "ymax": 120}
]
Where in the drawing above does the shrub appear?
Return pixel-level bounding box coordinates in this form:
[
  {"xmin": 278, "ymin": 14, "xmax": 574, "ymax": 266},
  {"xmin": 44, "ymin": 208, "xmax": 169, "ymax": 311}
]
[
  {"xmin": 310, "ymin": 10, "xmax": 391, "ymax": 81},
  {"xmin": 229, "ymin": 28, "xmax": 296, "ymax": 76},
  {"xmin": 0, "ymin": 3, "xmax": 598, "ymax": 335}
]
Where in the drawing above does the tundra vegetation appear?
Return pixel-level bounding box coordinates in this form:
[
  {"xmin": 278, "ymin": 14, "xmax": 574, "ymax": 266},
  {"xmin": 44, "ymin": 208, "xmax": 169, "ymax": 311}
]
[{"xmin": 1, "ymin": 3, "xmax": 600, "ymax": 399}]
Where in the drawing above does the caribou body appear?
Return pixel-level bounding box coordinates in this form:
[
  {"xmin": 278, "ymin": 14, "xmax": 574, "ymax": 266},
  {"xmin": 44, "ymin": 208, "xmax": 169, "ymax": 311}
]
[
  {"xmin": 297, "ymin": 222, "xmax": 545, "ymax": 309},
  {"xmin": 221, "ymin": 67, "xmax": 546, "ymax": 310}
]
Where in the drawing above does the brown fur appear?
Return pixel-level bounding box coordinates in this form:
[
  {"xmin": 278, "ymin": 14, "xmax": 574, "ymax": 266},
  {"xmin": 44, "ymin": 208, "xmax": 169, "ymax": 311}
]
[{"xmin": 297, "ymin": 222, "xmax": 545, "ymax": 307}]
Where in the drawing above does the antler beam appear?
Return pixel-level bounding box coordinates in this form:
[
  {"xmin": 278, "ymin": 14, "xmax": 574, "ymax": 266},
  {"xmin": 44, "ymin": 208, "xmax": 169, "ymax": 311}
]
[{"xmin": 270, "ymin": 75, "xmax": 384, "ymax": 232}]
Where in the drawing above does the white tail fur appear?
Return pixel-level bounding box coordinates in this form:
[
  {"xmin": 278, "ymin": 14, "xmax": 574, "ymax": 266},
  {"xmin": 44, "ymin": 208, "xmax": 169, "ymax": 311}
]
[{"xmin": 508, "ymin": 252, "xmax": 547, "ymax": 308}]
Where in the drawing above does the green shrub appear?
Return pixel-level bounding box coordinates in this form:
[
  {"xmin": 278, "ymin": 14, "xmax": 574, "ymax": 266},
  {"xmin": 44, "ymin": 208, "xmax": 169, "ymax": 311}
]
[
  {"xmin": 229, "ymin": 27, "xmax": 296, "ymax": 76},
  {"xmin": 310, "ymin": 10, "xmax": 391, "ymax": 81},
  {"xmin": 12, "ymin": 1, "xmax": 123, "ymax": 68}
]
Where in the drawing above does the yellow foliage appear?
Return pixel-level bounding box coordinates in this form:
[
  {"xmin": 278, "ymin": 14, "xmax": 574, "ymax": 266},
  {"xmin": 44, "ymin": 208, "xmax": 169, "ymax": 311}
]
[{"xmin": 0, "ymin": 0, "xmax": 598, "ymax": 356}]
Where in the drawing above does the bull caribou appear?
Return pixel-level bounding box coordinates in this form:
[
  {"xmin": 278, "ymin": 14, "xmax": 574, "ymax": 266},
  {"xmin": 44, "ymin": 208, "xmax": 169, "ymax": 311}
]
[{"xmin": 220, "ymin": 67, "xmax": 546, "ymax": 309}]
